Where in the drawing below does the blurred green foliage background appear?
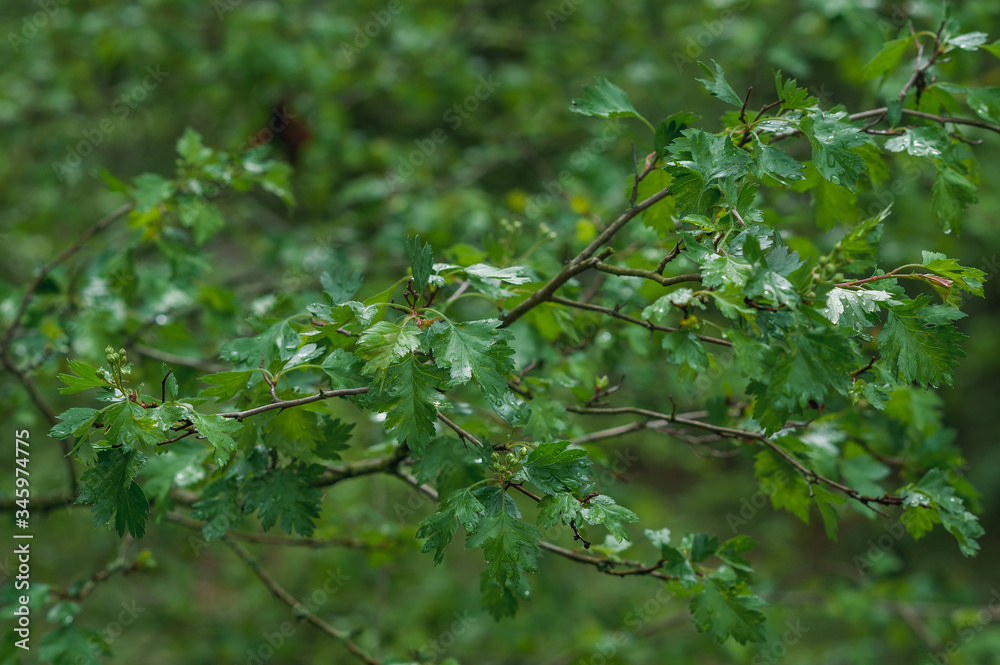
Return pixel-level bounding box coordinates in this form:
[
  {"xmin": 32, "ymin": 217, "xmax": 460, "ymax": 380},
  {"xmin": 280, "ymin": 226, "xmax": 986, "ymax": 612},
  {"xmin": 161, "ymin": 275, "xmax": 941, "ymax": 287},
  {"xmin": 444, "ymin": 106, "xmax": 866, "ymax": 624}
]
[{"xmin": 2, "ymin": 0, "xmax": 1000, "ymax": 663}]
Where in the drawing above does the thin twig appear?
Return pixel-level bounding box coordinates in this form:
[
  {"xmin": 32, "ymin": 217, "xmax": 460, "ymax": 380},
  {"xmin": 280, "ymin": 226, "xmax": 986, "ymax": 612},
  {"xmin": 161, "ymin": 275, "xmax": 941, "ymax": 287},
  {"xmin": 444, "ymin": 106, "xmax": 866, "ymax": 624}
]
[
  {"xmin": 501, "ymin": 185, "xmax": 673, "ymax": 326},
  {"xmin": 655, "ymin": 241, "xmax": 683, "ymax": 275},
  {"xmin": 592, "ymin": 262, "xmax": 702, "ymax": 288},
  {"xmin": 0, "ymin": 203, "xmax": 134, "ymax": 357},
  {"xmin": 437, "ymin": 413, "xmax": 486, "ymax": 450},
  {"xmin": 568, "ymin": 405, "xmax": 904, "ymax": 510},
  {"xmin": 222, "ymin": 535, "xmax": 382, "ymax": 665},
  {"xmin": 549, "ymin": 296, "xmax": 732, "ymax": 347},
  {"xmin": 218, "ymin": 387, "xmax": 370, "ymax": 420}
]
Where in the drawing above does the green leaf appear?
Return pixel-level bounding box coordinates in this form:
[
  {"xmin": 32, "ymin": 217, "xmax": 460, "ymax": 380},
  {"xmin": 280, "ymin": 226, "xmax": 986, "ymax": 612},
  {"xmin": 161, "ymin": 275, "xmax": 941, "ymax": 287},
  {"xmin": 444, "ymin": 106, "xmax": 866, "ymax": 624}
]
[
  {"xmin": 458, "ymin": 263, "xmax": 534, "ymax": 284},
  {"xmin": 521, "ymin": 441, "xmax": 594, "ymax": 496},
  {"xmin": 696, "ymin": 61, "xmax": 743, "ymax": 107},
  {"xmin": 262, "ymin": 406, "xmax": 322, "ymax": 458},
  {"xmin": 690, "ymin": 574, "xmax": 767, "ymax": 644},
  {"xmin": 465, "ymin": 488, "xmax": 542, "ymax": 589},
  {"xmin": 142, "ymin": 439, "xmax": 206, "ymax": 517},
  {"xmin": 102, "ymin": 400, "xmax": 161, "ymax": 451},
  {"xmin": 491, "ymin": 391, "xmax": 532, "ymax": 427},
  {"xmin": 919, "ymin": 251, "xmax": 986, "ymax": 297},
  {"xmin": 38, "ymin": 624, "xmax": 110, "ymax": 665},
  {"xmin": 633, "ymin": 169, "xmax": 675, "ymax": 236},
  {"xmin": 220, "ymin": 320, "xmax": 300, "ymax": 369},
  {"xmin": 812, "ymin": 485, "xmax": 846, "ymax": 540},
  {"xmin": 660, "ymin": 544, "xmax": 699, "ymax": 586},
  {"xmin": 406, "ymin": 235, "xmax": 434, "ymax": 291},
  {"xmin": 183, "ymin": 409, "xmax": 243, "ymax": 466},
  {"xmin": 523, "ymin": 396, "xmax": 568, "ymax": 441},
  {"xmin": 878, "ymin": 295, "xmax": 967, "ymax": 387},
  {"xmin": 321, "ymin": 265, "xmax": 363, "ymax": 304},
  {"xmin": 570, "ymin": 77, "xmax": 650, "ymax": 128},
  {"xmin": 162, "ymin": 363, "xmax": 178, "ymax": 401},
  {"xmin": 982, "ymin": 39, "xmax": 1000, "ymax": 59},
  {"xmin": 57, "ymin": 359, "xmax": 110, "ymax": 394},
  {"xmin": 773, "ymin": 71, "xmax": 817, "ymax": 111},
  {"xmin": 747, "ymin": 326, "xmax": 861, "ymax": 432},
  {"xmin": 642, "ymin": 289, "xmax": 705, "ymax": 321},
  {"xmin": 580, "ymin": 495, "xmax": 639, "ymax": 542},
  {"xmin": 243, "ymin": 465, "xmax": 324, "ymax": 536},
  {"xmin": 655, "ymin": 111, "xmax": 700, "ymax": 157},
  {"xmin": 689, "ymin": 533, "xmax": 720, "ymax": 562},
  {"xmin": 931, "ymin": 164, "xmax": 977, "ymax": 234},
  {"xmin": 822, "ymin": 288, "xmax": 892, "ymax": 328},
  {"xmin": 314, "ymin": 418, "xmax": 354, "ymax": 461},
  {"xmin": 198, "ymin": 370, "xmax": 255, "ymax": 401},
  {"xmin": 176, "ymin": 127, "xmax": 212, "ymax": 163},
  {"xmin": 478, "ymin": 570, "xmax": 525, "ymax": 620},
  {"xmin": 368, "ymin": 354, "xmax": 449, "ymax": 454},
  {"xmin": 965, "ymin": 87, "xmax": 1000, "ymax": 124},
  {"xmin": 716, "ymin": 535, "xmax": 756, "ymax": 573},
  {"xmin": 355, "ymin": 321, "xmax": 422, "ymax": 376},
  {"xmin": 320, "ymin": 349, "xmax": 367, "ymax": 389},
  {"xmin": 536, "ymin": 492, "xmax": 583, "ymax": 530},
  {"xmin": 256, "ymin": 160, "xmax": 295, "ymax": 208},
  {"xmin": 417, "ymin": 487, "xmax": 485, "ymax": 564},
  {"xmin": 50, "ymin": 407, "xmax": 100, "ymax": 440},
  {"xmin": 884, "ymin": 126, "xmax": 949, "ymax": 158},
  {"xmin": 754, "ymin": 449, "xmax": 812, "ymax": 523},
  {"xmin": 428, "ymin": 318, "xmax": 515, "ymax": 400},
  {"xmin": 191, "ymin": 477, "xmax": 242, "ymax": 541},
  {"xmin": 662, "ymin": 332, "xmax": 710, "ymax": 374},
  {"xmin": 799, "ymin": 111, "xmax": 868, "ymax": 191},
  {"xmin": 177, "ymin": 197, "xmax": 225, "ymax": 246},
  {"xmin": 831, "ymin": 205, "xmax": 890, "ymax": 272},
  {"xmin": 899, "ymin": 469, "xmax": 983, "ymax": 556},
  {"xmin": 862, "ymin": 37, "xmax": 912, "ymax": 80},
  {"xmin": 750, "ymin": 136, "xmax": 804, "ymax": 184},
  {"xmin": 132, "ymin": 173, "xmax": 176, "ymax": 213},
  {"xmin": 76, "ymin": 449, "xmax": 148, "ymax": 539},
  {"xmin": 839, "ymin": 451, "xmax": 890, "ymax": 499},
  {"xmin": 282, "ymin": 342, "xmax": 323, "ymax": 371},
  {"xmin": 947, "ymin": 31, "xmax": 988, "ymax": 51}
]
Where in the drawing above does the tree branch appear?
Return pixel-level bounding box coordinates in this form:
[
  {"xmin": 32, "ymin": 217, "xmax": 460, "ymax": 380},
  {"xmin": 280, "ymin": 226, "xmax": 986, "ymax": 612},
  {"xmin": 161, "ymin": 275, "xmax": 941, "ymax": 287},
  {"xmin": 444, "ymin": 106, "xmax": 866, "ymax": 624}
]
[
  {"xmin": 549, "ymin": 296, "xmax": 732, "ymax": 347},
  {"xmin": 223, "ymin": 535, "xmax": 382, "ymax": 665},
  {"xmin": 218, "ymin": 387, "xmax": 370, "ymax": 420},
  {"xmin": 592, "ymin": 262, "xmax": 702, "ymax": 288},
  {"xmin": 568, "ymin": 405, "xmax": 904, "ymax": 510},
  {"xmin": 0, "ymin": 203, "xmax": 134, "ymax": 357},
  {"xmin": 501, "ymin": 185, "xmax": 673, "ymax": 326}
]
